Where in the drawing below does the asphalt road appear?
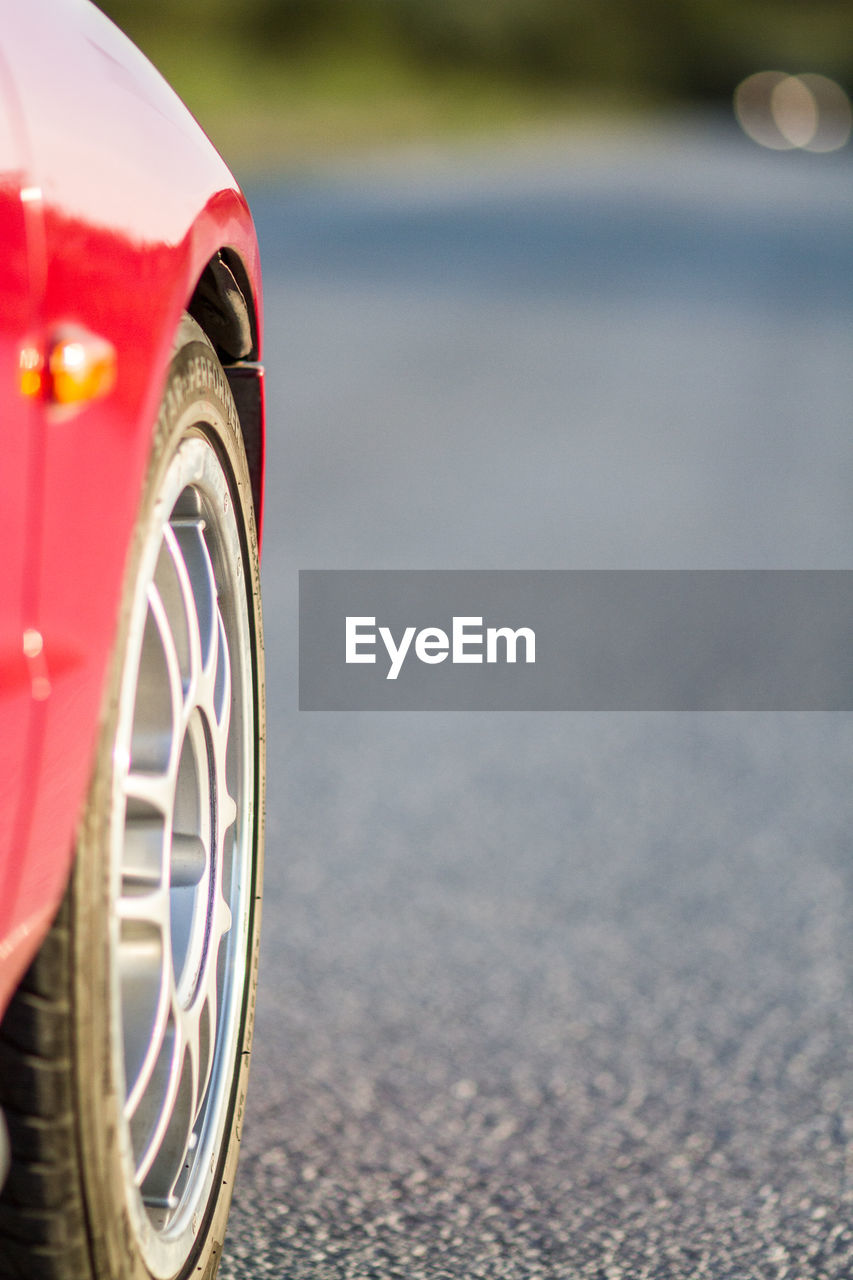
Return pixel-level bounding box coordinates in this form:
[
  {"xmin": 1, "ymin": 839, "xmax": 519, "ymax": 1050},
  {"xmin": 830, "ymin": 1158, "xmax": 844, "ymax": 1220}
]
[{"xmin": 221, "ymin": 120, "xmax": 853, "ymax": 1279}]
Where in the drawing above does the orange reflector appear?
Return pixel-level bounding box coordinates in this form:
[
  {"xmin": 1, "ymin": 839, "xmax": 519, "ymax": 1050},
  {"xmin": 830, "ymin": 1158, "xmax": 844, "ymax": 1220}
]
[
  {"xmin": 48, "ymin": 329, "xmax": 116, "ymax": 405},
  {"xmin": 19, "ymin": 346, "xmax": 44, "ymax": 398}
]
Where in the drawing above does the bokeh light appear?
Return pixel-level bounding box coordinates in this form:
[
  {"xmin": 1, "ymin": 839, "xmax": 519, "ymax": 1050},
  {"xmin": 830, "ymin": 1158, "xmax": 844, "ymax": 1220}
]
[{"xmin": 735, "ymin": 71, "xmax": 851, "ymax": 152}]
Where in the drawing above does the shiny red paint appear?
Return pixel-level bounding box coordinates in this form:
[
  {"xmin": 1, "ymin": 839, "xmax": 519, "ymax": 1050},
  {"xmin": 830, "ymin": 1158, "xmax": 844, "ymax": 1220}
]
[{"xmin": 0, "ymin": 0, "xmax": 264, "ymax": 1018}]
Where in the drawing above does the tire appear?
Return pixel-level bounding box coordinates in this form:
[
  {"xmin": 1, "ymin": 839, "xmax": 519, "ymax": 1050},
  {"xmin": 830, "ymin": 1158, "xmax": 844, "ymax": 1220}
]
[{"xmin": 0, "ymin": 315, "xmax": 265, "ymax": 1280}]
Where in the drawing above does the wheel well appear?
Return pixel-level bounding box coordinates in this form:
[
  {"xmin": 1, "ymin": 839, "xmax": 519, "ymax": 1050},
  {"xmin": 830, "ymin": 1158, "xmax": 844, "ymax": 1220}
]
[
  {"xmin": 189, "ymin": 249, "xmax": 258, "ymax": 363},
  {"xmin": 188, "ymin": 252, "xmax": 264, "ymax": 536}
]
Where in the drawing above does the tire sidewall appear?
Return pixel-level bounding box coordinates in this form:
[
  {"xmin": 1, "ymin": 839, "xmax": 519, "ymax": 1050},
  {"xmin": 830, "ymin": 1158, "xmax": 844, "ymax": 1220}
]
[{"xmin": 71, "ymin": 322, "xmax": 265, "ymax": 1280}]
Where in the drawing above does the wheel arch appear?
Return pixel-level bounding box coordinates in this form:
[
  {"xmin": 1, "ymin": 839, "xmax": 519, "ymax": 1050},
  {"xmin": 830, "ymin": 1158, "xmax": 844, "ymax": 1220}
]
[{"xmin": 187, "ymin": 248, "xmax": 265, "ymax": 544}]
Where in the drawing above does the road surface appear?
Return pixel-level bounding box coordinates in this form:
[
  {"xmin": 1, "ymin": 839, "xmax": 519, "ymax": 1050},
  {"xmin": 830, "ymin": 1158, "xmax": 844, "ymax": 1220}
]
[{"xmin": 221, "ymin": 119, "xmax": 853, "ymax": 1279}]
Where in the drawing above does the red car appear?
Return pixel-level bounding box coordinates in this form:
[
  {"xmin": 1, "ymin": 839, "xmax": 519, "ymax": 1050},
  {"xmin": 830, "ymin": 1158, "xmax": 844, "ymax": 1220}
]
[{"xmin": 0, "ymin": 3, "xmax": 265, "ymax": 1278}]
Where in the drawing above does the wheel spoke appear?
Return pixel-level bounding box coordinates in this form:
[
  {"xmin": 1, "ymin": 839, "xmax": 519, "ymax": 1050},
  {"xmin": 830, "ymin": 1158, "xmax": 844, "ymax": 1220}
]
[
  {"xmin": 119, "ymin": 919, "xmax": 171, "ymax": 1115},
  {"xmin": 220, "ymin": 792, "xmax": 237, "ymax": 834},
  {"xmin": 121, "ymin": 812, "xmax": 165, "ymax": 892},
  {"xmin": 118, "ymin": 889, "xmax": 170, "ymax": 930},
  {"xmin": 213, "ymin": 609, "xmax": 231, "ymax": 731},
  {"xmin": 133, "ymin": 1021, "xmax": 189, "ymax": 1189},
  {"xmin": 130, "ymin": 582, "xmax": 184, "ymax": 775},
  {"xmin": 167, "ymin": 522, "xmax": 216, "ymax": 694},
  {"xmin": 195, "ymin": 990, "xmax": 217, "ymax": 1113},
  {"xmin": 124, "ymin": 768, "xmax": 173, "ymax": 816},
  {"xmin": 137, "ymin": 1005, "xmax": 203, "ymax": 1203}
]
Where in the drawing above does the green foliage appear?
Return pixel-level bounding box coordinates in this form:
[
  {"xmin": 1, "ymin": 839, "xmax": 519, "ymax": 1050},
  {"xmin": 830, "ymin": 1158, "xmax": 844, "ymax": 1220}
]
[
  {"xmin": 96, "ymin": 0, "xmax": 853, "ymax": 101},
  {"xmin": 92, "ymin": 0, "xmax": 852, "ymax": 169},
  {"xmin": 383, "ymin": 0, "xmax": 853, "ymax": 97}
]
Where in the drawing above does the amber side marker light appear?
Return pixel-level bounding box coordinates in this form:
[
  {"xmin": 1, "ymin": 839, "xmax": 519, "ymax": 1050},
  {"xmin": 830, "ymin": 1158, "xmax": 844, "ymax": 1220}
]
[
  {"xmin": 19, "ymin": 345, "xmax": 43, "ymax": 398},
  {"xmin": 20, "ymin": 328, "xmax": 117, "ymax": 405}
]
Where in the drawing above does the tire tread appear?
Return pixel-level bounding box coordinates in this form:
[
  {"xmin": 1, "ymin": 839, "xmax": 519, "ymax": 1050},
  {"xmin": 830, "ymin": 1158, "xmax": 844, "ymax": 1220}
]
[{"xmin": 0, "ymin": 894, "xmax": 91, "ymax": 1280}]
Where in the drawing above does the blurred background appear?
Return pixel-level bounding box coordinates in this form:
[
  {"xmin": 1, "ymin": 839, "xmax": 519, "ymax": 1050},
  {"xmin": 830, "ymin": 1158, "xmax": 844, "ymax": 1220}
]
[
  {"xmin": 95, "ymin": 0, "xmax": 853, "ymax": 168},
  {"xmin": 95, "ymin": 4, "xmax": 853, "ymax": 1278}
]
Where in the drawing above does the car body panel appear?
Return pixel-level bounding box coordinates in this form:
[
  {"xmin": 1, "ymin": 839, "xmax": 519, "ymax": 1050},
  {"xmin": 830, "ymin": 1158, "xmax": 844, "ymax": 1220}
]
[
  {"xmin": 0, "ymin": 0, "xmax": 264, "ymax": 1021},
  {"xmin": 0, "ymin": 50, "xmax": 43, "ymax": 995}
]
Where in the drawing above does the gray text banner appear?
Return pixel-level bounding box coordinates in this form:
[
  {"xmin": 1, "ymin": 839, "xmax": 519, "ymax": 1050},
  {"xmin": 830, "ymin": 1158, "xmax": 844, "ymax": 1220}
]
[{"xmin": 299, "ymin": 571, "xmax": 853, "ymax": 710}]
